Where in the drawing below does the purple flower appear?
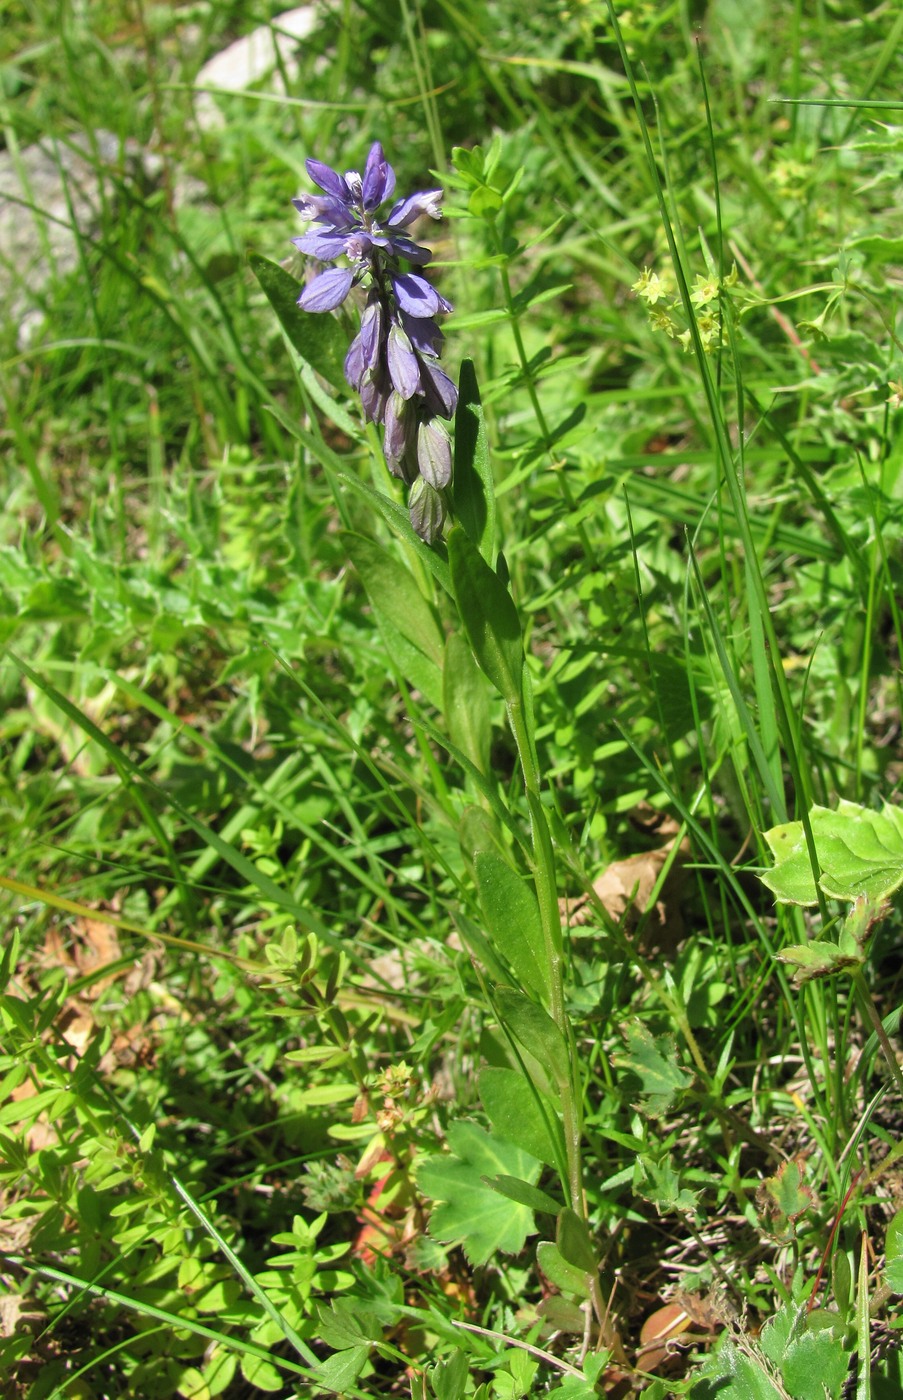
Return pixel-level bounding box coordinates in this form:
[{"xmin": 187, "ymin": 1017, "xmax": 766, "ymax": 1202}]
[{"xmin": 292, "ymin": 141, "xmax": 457, "ymax": 543}]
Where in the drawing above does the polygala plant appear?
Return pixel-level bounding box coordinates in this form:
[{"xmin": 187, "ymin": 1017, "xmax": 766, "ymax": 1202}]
[{"xmin": 265, "ymin": 133, "xmax": 607, "ymax": 1349}]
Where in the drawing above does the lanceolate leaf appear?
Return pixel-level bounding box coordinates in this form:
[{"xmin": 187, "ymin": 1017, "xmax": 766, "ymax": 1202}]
[
  {"xmin": 447, "ymin": 527, "xmax": 524, "ymax": 705},
  {"xmin": 473, "ymin": 850, "xmax": 551, "ymax": 1001},
  {"xmin": 346, "ymin": 536, "xmax": 445, "ymax": 668},
  {"xmin": 453, "ymin": 359, "xmax": 495, "ymax": 562},
  {"xmin": 249, "ymin": 253, "xmax": 346, "ymax": 390},
  {"xmin": 346, "ymin": 535, "xmax": 445, "ymax": 706},
  {"xmin": 886, "ymin": 1209, "xmax": 903, "ymax": 1293},
  {"xmin": 443, "ymin": 631, "xmax": 491, "ymax": 777},
  {"xmin": 479, "ymin": 1065, "xmax": 563, "ymax": 1168},
  {"xmin": 485, "ymin": 1174, "xmax": 562, "ymax": 1215},
  {"xmin": 494, "ymin": 988, "xmax": 570, "ymax": 1089}
]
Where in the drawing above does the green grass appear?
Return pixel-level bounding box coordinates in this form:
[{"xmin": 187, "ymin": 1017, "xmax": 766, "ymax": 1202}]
[{"xmin": 3, "ymin": 1, "xmax": 903, "ymax": 1396}]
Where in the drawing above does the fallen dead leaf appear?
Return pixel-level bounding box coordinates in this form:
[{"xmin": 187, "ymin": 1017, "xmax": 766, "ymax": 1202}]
[{"xmin": 560, "ymin": 833, "xmax": 690, "ymax": 953}]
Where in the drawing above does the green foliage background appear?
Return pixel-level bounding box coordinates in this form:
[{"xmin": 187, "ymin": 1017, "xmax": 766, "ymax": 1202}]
[{"xmin": 3, "ymin": 0, "xmax": 903, "ymax": 1396}]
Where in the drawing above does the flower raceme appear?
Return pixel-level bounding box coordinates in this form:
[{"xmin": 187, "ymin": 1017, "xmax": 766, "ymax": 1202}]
[{"xmin": 292, "ymin": 142, "xmax": 457, "ymax": 543}]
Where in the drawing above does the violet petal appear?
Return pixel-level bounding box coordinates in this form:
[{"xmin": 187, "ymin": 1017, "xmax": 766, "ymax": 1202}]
[
  {"xmin": 362, "ymin": 141, "xmax": 397, "ymax": 210},
  {"xmin": 298, "ymin": 267, "xmax": 354, "ymax": 312},
  {"xmin": 306, "ymin": 158, "xmax": 352, "ymax": 202},
  {"xmin": 421, "ymin": 359, "xmax": 458, "ymax": 418},
  {"xmin": 387, "ymin": 189, "xmax": 443, "ymax": 228},
  {"xmin": 391, "ymin": 272, "xmax": 440, "ymax": 318},
  {"xmin": 292, "ymin": 230, "xmax": 349, "ymax": 259}
]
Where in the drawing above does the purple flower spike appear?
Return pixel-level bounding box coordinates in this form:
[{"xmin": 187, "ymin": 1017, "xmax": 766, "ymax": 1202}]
[{"xmin": 292, "ymin": 141, "xmax": 457, "ymax": 543}]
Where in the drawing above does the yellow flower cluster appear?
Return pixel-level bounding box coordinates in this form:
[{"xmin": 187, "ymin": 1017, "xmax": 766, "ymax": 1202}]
[{"xmin": 631, "ymin": 263, "xmax": 738, "ymax": 354}]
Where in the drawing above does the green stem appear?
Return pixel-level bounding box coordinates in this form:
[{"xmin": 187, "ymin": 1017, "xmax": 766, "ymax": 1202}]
[
  {"xmin": 851, "ymin": 968, "xmax": 903, "ymax": 1101},
  {"xmin": 506, "ymin": 699, "xmax": 584, "ymax": 1219}
]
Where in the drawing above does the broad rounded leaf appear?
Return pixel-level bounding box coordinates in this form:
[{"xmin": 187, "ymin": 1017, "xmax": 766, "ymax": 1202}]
[
  {"xmin": 418, "ymin": 1120, "xmax": 541, "ymax": 1266},
  {"xmin": 762, "ymin": 800, "xmax": 903, "ymax": 907}
]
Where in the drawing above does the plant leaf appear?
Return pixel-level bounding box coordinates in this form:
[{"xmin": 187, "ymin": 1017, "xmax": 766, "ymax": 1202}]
[
  {"xmin": 453, "ymin": 359, "xmax": 495, "ymax": 562},
  {"xmin": 536, "ymin": 1241, "xmax": 591, "ymax": 1300},
  {"xmin": 447, "ymin": 527, "xmax": 523, "ymax": 705},
  {"xmin": 484, "ymin": 1174, "xmax": 562, "ymax": 1214},
  {"xmin": 633, "ymin": 1154, "xmax": 700, "ymax": 1218},
  {"xmin": 478, "ymin": 1065, "xmax": 562, "ymax": 1168},
  {"xmin": 248, "ymin": 252, "xmax": 347, "ymax": 390},
  {"xmin": 417, "ymin": 1120, "xmax": 541, "ymax": 1266},
  {"xmin": 556, "ymin": 1207, "xmax": 597, "ymax": 1271},
  {"xmin": 612, "ymin": 1021, "xmax": 693, "ymax": 1114},
  {"xmin": 473, "ymin": 851, "xmax": 550, "ymax": 1001},
  {"xmin": 775, "ymin": 940, "xmax": 861, "ymax": 986},
  {"xmin": 762, "ymin": 800, "xmax": 903, "ymax": 906},
  {"xmin": 444, "ymin": 631, "xmax": 491, "ymax": 777},
  {"xmin": 493, "ymin": 988, "xmax": 570, "ymax": 1089},
  {"xmin": 885, "ymin": 1208, "xmax": 903, "ymax": 1293},
  {"xmin": 346, "ymin": 534, "xmax": 445, "ymax": 706}
]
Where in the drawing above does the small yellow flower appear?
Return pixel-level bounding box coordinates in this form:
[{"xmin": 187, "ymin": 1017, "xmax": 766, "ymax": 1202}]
[
  {"xmin": 690, "ymin": 273, "xmax": 721, "ymax": 308},
  {"xmin": 649, "ymin": 309, "xmax": 677, "ymax": 337},
  {"xmin": 632, "ymin": 267, "xmax": 666, "ymax": 304}
]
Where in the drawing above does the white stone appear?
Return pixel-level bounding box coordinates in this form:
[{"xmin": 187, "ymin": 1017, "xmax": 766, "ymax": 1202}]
[{"xmin": 194, "ymin": 7, "xmax": 320, "ymax": 131}]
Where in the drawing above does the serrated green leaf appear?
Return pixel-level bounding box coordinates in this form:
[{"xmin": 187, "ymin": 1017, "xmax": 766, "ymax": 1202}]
[
  {"xmin": 474, "ymin": 851, "xmax": 550, "ymax": 1001},
  {"xmin": 633, "ymin": 1154, "xmax": 700, "ymax": 1218},
  {"xmin": 417, "ymin": 1120, "xmax": 541, "ymax": 1266},
  {"xmin": 315, "ymin": 1346, "xmax": 370, "ymax": 1393},
  {"xmin": 762, "ymin": 801, "xmax": 903, "ymax": 906},
  {"xmin": 249, "ymin": 252, "xmax": 346, "ymax": 390},
  {"xmin": 448, "ymin": 528, "xmax": 523, "ymax": 704},
  {"xmin": 612, "ymin": 1022, "xmax": 693, "ymax": 1114},
  {"xmin": 478, "ymin": 1065, "xmax": 562, "ymax": 1168},
  {"xmin": 775, "ymin": 940, "xmax": 861, "ymax": 985},
  {"xmin": 316, "ymin": 1298, "xmax": 383, "ymax": 1349},
  {"xmin": 690, "ymin": 1340, "xmax": 783, "ymax": 1399},
  {"xmin": 780, "ymin": 1327, "xmax": 849, "ymax": 1399}
]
